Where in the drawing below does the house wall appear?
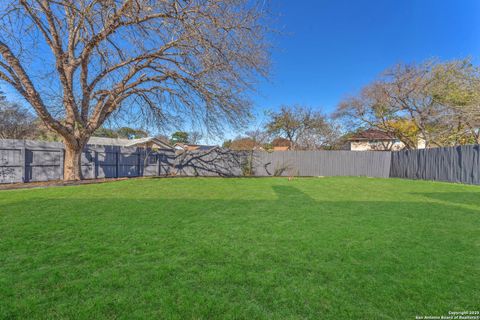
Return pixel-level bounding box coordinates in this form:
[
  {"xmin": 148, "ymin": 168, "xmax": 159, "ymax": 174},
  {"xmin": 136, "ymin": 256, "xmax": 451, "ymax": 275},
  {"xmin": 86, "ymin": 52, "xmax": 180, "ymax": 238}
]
[
  {"xmin": 417, "ymin": 139, "xmax": 426, "ymax": 149},
  {"xmin": 350, "ymin": 140, "xmax": 405, "ymax": 151}
]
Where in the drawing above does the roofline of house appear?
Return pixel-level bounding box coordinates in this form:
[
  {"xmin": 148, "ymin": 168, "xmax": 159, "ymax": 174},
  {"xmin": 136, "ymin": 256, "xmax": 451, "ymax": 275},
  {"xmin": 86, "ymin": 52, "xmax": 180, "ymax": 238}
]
[
  {"xmin": 347, "ymin": 137, "xmax": 396, "ymax": 141},
  {"xmin": 124, "ymin": 137, "xmax": 173, "ymax": 149},
  {"xmin": 88, "ymin": 136, "xmax": 174, "ymax": 149}
]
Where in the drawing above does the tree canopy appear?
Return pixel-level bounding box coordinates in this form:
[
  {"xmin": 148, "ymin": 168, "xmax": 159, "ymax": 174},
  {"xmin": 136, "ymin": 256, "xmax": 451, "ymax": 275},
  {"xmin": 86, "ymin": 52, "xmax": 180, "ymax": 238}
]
[
  {"xmin": 93, "ymin": 127, "xmax": 148, "ymax": 139},
  {"xmin": 265, "ymin": 105, "xmax": 335, "ymax": 150},
  {"xmin": 335, "ymin": 59, "xmax": 480, "ymax": 148},
  {"xmin": 170, "ymin": 131, "xmax": 189, "ymax": 144},
  {"xmin": 0, "ymin": 96, "xmax": 37, "ymax": 139},
  {"xmin": 0, "ymin": 0, "xmax": 269, "ymax": 180}
]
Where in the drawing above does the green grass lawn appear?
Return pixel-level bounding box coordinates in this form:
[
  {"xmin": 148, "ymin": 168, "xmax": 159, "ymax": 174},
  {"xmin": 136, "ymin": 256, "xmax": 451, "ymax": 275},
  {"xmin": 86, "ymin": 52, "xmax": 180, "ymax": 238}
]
[{"xmin": 0, "ymin": 177, "xmax": 479, "ymax": 319}]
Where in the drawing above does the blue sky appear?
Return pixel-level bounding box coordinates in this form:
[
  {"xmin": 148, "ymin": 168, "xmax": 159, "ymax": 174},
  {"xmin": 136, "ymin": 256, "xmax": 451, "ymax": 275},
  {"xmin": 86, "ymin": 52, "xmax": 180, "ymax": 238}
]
[
  {"xmin": 2, "ymin": 0, "xmax": 480, "ymax": 142},
  {"xmin": 253, "ymin": 0, "xmax": 480, "ymax": 117}
]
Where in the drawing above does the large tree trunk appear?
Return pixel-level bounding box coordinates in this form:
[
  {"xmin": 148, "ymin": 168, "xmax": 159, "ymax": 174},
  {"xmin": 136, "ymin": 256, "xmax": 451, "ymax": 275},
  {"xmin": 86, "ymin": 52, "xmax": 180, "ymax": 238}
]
[{"xmin": 63, "ymin": 139, "xmax": 85, "ymax": 181}]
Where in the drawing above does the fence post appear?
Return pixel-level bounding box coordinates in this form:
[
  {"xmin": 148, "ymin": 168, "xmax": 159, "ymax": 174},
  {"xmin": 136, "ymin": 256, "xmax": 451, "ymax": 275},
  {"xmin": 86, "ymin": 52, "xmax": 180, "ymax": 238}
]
[
  {"xmin": 59, "ymin": 147, "xmax": 65, "ymax": 181},
  {"xmin": 94, "ymin": 150, "xmax": 98, "ymax": 179},
  {"xmin": 115, "ymin": 149, "xmax": 119, "ymax": 178},
  {"xmin": 20, "ymin": 141, "xmax": 26, "ymax": 183},
  {"xmin": 137, "ymin": 151, "xmax": 141, "ymax": 177}
]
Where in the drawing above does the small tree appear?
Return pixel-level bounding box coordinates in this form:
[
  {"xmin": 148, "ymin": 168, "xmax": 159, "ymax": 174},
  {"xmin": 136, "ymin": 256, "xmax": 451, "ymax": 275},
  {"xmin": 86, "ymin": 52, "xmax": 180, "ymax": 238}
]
[
  {"xmin": 229, "ymin": 137, "xmax": 257, "ymax": 150},
  {"xmin": 271, "ymin": 137, "xmax": 291, "ymax": 148},
  {"xmin": 188, "ymin": 131, "xmax": 203, "ymax": 144},
  {"xmin": 93, "ymin": 126, "xmax": 148, "ymax": 139},
  {"xmin": 93, "ymin": 127, "xmax": 120, "ymax": 138},
  {"xmin": 227, "ymin": 129, "xmax": 269, "ymax": 150},
  {"xmin": 116, "ymin": 127, "xmax": 148, "ymax": 139},
  {"xmin": 170, "ymin": 131, "xmax": 189, "ymax": 144},
  {"xmin": 222, "ymin": 139, "xmax": 233, "ymax": 148},
  {"xmin": 265, "ymin": 105, "xmax": 333, "ymax": 150},
  {"xmin": 0, "ymin": 0, "xmax": 269, "ymax": 180},
  {"xmin": 0, "ymin": 96, "xmax": 37, "ymax": 139}
]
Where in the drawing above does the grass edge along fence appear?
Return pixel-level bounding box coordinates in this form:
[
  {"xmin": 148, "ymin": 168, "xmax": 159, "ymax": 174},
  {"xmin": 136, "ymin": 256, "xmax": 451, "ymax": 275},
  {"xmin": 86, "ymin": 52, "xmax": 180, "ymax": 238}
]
[{"xmin": 0, "ymin": 139, "xmax": 479, "ymax": 185}]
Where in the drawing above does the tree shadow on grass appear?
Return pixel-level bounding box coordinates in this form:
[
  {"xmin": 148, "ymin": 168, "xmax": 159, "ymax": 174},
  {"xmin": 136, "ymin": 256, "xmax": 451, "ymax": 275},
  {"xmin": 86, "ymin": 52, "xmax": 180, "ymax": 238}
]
[
  {"xmin": 1, "ymin": 185, "xmax": 479, "ymax": 319},
  {"xmin": 271, "ymin": 185, "xmax": 316, "ymax": 203},
  {"xmin": 2, "ymin": 186, "xmax": 479, "ymax": 230},
  {"xmin": 412, "ymin": 192, "xmax": 480, "ymax": 208}
]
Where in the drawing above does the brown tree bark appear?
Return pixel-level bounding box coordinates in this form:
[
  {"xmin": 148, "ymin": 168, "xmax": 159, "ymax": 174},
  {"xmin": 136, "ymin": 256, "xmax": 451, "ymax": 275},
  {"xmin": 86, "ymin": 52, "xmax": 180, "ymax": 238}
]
[{"xmin": 63, "ymin": 138, "xmax": 85, "ymax": 181}]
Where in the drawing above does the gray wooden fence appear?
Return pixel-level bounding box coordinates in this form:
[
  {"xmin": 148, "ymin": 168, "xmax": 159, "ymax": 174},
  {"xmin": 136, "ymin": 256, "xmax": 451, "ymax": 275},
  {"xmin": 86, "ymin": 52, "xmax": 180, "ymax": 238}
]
[
  {"xmin": 2, "ymin": 139, "xmax": 479, "ymax": 185},
  {"xmin": 252, "ymin": 150, "xmax": 392, "ymax": 177},
  {"xmin": 390, "ymin": 144, "xmax": 480, "ymax": 185},
  {"xmin": 0, "ymin": 139, "xmax": 175, "ymax": 183},
  {"xmin": 173, "ymin": 149, "xmax": 392, "ymax": 178},
  {"xmin": 0, "ymin": 139, "xmax": 392, "ymax": 183}
]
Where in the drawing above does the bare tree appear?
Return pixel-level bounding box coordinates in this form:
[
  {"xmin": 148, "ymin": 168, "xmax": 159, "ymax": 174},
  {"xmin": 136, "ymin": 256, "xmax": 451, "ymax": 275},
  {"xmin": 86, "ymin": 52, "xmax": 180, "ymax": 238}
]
[
  {"xmin": 188, "ymin": 131, "xmax": 203, "ymax": 144},
  {"xmin": 382, "ymin": 61, "xmax": 454, "ymax": 147},
  {"xmin": 227, "ymin": 130, "xmax": 268, "ymax": 150},
  {"xmin": 0, "ymin": 99, "xmax": 37, "ymax": 139},
  {"xmin": 335, "ymin": 59, "xmax": 480, "ymax": 148},
  {"xmin": 228, "ymin": 137, "xmax": 258, "ymax": 150},
  {"xmin": 245, "ymin": 129, "xmax": 269, "ymax": 146},
  {"xmin": 335, "ymin": 82, "xmax": 421, "ymax": 149},
  {"xmin": 429, "ymin": 59, "xmax": 480, "ymax": 144},
  {"xmin": 0, "ymin": 0, "xmax": 269, "ymax": 180},
  {"xmin": 265, "ymin": 105, "xmax": 334, "ymax": 150}
]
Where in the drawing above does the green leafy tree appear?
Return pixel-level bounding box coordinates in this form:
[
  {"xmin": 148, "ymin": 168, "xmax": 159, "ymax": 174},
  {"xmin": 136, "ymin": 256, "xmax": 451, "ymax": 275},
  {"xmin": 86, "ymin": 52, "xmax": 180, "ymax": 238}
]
[
  {"xmin": 222, "ymin": 139, "xmax": 233, "ymax": 148},
  {"xmin": 116, "ymin": 127, "xmax": 148, "ymax": 139},
  {"xmin": 93, "ymin": 127, "xmax": 119, "ymax": 138},
  {"xmin": 93, "ymin": 127, "xmax": 149, "ymax": 139},
  {"xmin": 170, "ymin": 131, "xmax": 189, "ymax": 144}
]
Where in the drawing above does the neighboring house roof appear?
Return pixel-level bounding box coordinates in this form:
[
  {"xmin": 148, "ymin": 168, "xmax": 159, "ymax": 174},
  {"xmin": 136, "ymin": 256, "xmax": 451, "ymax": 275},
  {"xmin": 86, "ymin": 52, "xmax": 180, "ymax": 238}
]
[
  {"xmin": 271, "ymin": 137, "xmax": 291, "ymax": 147},
  {"xmin": 272, "ymin": 146, "xmax": 290, "ymax": 151},
  {"xmin": 174, "ymin": 143, "xmax": 218, "ymax": 151},
  {"xmin": 228, "ymin": 138, "xmax": 265, "ymax": 151},
  {"xmin": 88, "ymin": 136, "xmax": 173, "ymax": 149},
  {"xmin": 347, "ymin": 129, "xmax": 396, "ymax": 141}
]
